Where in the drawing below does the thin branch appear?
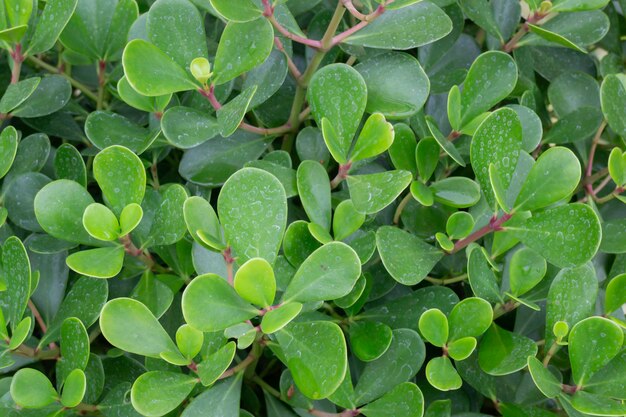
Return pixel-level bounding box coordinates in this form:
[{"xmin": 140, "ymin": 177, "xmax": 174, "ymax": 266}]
[
  {"xmin": 585, "ymin": 120, "xmax": 608, "ymax": 197},
  {"xmin": 424, "ymin": 273, "xmax": 468, "ymax": 285},
  {"xmin": 218, "ymin": 351, "xmax": 256, "ymax": 379},
  {"xmin": 331, "ymin": 4, "xmax": 386, "ymax": 46},
  {"xmin": 274, "ymin": 37, "xmax": 302, "ymax": 80},
  {"xmin": 10, "ymin": 44, "xmax": 24, "ymax": 84},
  {"xmin": 262, "ymin": 0, "xmax": 322, "ymax": 49},
  {"xmin": 449, "ymin": 213, "xmax": 513, "ymax": 254},
  {"xmin": 26, "ymin": 55, "xmax": 99, "ymax": 102}
]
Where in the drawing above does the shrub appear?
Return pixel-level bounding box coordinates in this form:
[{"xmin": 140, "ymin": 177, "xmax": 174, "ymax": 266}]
[{"xmin": 0, "ymin": 0, "xmax": 625, "ymax": 416}]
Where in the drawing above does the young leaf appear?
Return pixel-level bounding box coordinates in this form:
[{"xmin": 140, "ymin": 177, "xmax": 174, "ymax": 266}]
[
  {"xmin": 276, "ymin": 321, "xmax": 347, "ymax": 400},
  {"xmin": 376, "ymin": 226, "xmax": 443, "ymax": 285},
  {"xmin": 60, "ymin": 369, "xmax": 86, "ymax": 408},
  {"xmin": 100, "ymin": 297, "xmax": 179, "ymax": 357},
  {"xmin": 446, "ymin": 212, "xmax": 474, "ymax": 239},
  {"xmin": 260, "ymin": 302, "xmax": 303, "ymax": 334},
  {"xmin": 347, "ymin": 170, "xmax": 413, "ymax": 214},
  {"xmin": 118, "ymin": 76, "xmax": 171, "ymax": 113},
  {"xmin": 349, "ymin": 321, "xmax": 393, "ymax": 362},
  {"xmin": 448, "ymin": 297, "xmax": 493, "ymax": 341},
  {"xmin": 297, "ymin": 160, "xmax": 331, "ymax": 231},
  {"xmin": 430, "ymin": 177, "xmax": 481, "ymax": 208},
  {"xmin": 196, "ymin": 342, "xmax": 236, "ymax": 386},
  {"xmin": 308, "ymin": 64, "xmax": 367, "ymax": 161},
  {"xmin": 131, "ymin": 371, "xmax": 197, "ymax": 417},
  {"xmin": 426, "ymin": 356, "xmax": 462, "ymax": 391},
  {"xmin": 350, "ymin": 113, "xmax": 394, "ymax": 162},
  {"xmin": 447, "ymin": 337, "xmax": 477, "ymax": 361},
  {"xmin": 66, "ymin": 246, "xmax": 125, "ymax": 279},
  {"xmin": 119, "ymin": 203, "xmax": 143, "ymax": 236},
  {"xmin": 509, "ymin": 247, "xmax": 547, "ymax": 296},
  {"xmin": 59, "ymin": 317, "xmax": 90, "ymax": 378},
  {"xmin": 213, "ymin": 19, "xmax": 274, "ymax": 85},
  {"xmin": 218, "ymin": 167, "xmax": 287, "ymax": 265},
  {"xmin": 282, "ymin": 242, "xmax": 361, "ymax": 303},
  {"xmin": 234, "ymin": 257, "xmax": 276, "ymax": 308},
  {"xmin": 10, "ymin": 368, "xmax": 58, "ymax": 408},
  {"xmin": 419, "ymin": 309, "xmax": 449, "ymax": 347},
  {"xmin": 8, "ymin": 317, "xmax": 31, "ymax": 350},
  {"xmin": 83, "ymin": 203, "xmax": 120, "ymax": 241},
  {"xmin": 333, "ymin": 200, "xmax": 365, "ymax": 241},
  {"xmin": 182, "ymin": 274, "xmax": 259, "ymax": 332}
]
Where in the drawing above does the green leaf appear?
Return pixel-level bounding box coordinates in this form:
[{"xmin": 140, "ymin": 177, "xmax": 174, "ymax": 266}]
[
  {"xmin": 569, "ymin": 317, "xmax": 624, "ymax": 387},
  {"xmin": 60, "ymin": 369, "xmax": 86, "ymax": 408},
  {"xmin": 527, "ymin": 356, "xmax": 562, "ymax": 398},
  {"xmin": 82, "ymin": 203, "xmax": 120, "ymax": 241},
  {"xmin": 507, "ymin": 204, "xmax": 601, "ymax": 268},
  {"xmin": 85, "ymin": 111, "xmax": 159, "ymax": 154},
  {"xmin": 601, "ymin": 219, "xmax": 626, "ymax": 253},
  {"xmin": 333, "ymin": 200, "xmax": 365, "ymax": 241},
  {"xmin": 213, "ymin": 19, "xmax": 274, "ymax": 85},
  {"xmin": 282, "ymin": 242, "xmax": 361, "ymax": 303},
  {"xmin": 93, "ymin": 145, "xmax": 146, "ymax": 216},
  {"xmin": 131, "ymin": 371, "xmax": 197, "ymax": 417},
  {"xmin": 509, "ymin": 248, "xmax": 546, "ymax": 296},
  {"xmin": 217, "ymin": 85, "xmax": 257, "ymax": 137},
  {"xmin": 448, "ymin": 297, "xmax": 493, "ymax": 341},
  {"xmin": 551, "ymin": 0, "xmax": 609, "ymax": 11},
  {"xmin": 8, "ymin": 316, "xmax": 31, "ymax": 350},
  {"xmin": 430, "ymin": 177, "xmax": 481, "ymax": 208},
  {"xmin": 426, "ymin": 356, "xmax": 462, "ymax": 391},
  {"xmin": 66, "ymin": 246, "xmax": 125, "ymax": 279},
  {"xmin": 308, "ymin": 64, "xmax": 367, "ymax": 162},
  {"xmin": 234, "ymin": 257, "xmax": 276, "ymax": 308},
  {"xmin": 470, "ymin": 107, "xmax": 522, "ymax": 208},
  {"xmin": 209, "ymin": 0, "xmax": 262, "ymax": 21},
  {"xmin": 296, "ymin": 160, "xmax": 331, "ymax": 230},
  {"xmin": 2, "ymin": 236, "xmax": 31, "ymax": 330},
  {"xmin": 360, "ymin": 382, "xmax": 424, "ymax": 417},
  {"xmin": 414, "ymin": 137, "xmax": 439, "ymax": 182},
  {"xmin": 182, "ymin": 274, "xmax": 259, "ymax": 332},
  {"xmin": 0, "ymin": 126, "xmax": 19, "ymax": 179},
  {"xmin": 276, "ymin": 321, "xmax": 347, "ymax": 400},
  {"xmin": 196, "ymin": 342, "xmax": 236, "ymax": 386},
  {"xmin": 148, "ymin": 184, "xmax": 188, "ymax": 246},
  {"xmin": 446, "ymin": 212, "xmax": 474, "ymax": 239},
  {"xmin": 426, "ymin": 117, "xmax": 465, "ymax": 167},
  {"xmin": 519, "ymin": 11, "xmax": 610, "ymax": 52},
  {"xmin": 122, "ymin": 39, "xmax": 198, "ymax": 96},
  {"xmin": 601, "ymin": 74, "xmax": 626, "ymax": 138},
  {"xmin": 131, "ymin": 272, "xmax": 174, "ymax": 319},
  {"xmin": 218, "ymin": 167, "xmax": 286, "ymax": 264},
  {"xmin": 100, "ymin": 297, "xmax": 178, "ymax": 357},
  {"xmin": 459, "ymin": 51, "xmax": 518, "ymax": 127},
  {"xmin": 605, "ymin": 273, "xmax": 626, "ymax": 314},
  {"xmin": 544, "ymin": 264, "xmax": 597, "ymax": 348},
  {"xmin": 570, "ymin": 391, "xmax": 626, "ymax": 416},
  {"xmin": 161, "ymin": 106, "xmax": 219, "ymax": 149},
  {"xmin": 10, "ymin": 75, "xmax": 71, "ymax": 118},
  {"xmin": 10, "ymin": 368, "xmax": 58, "ymax": 408},
  {"xmin": 514, "ymin": 147, "xmax": 580, "ymax": 211},
  {"xmin": 354, "ymin": 329, "xmax": 425, "ymax": 405},
  {"xmin": 119, "ymin": 203, "xmax": 143, "ymax": 236},
  {"xmin": 425, "ymin": 400, "xmax": 452, "ymax": 417},
  {"xmin": 348, "ymin": 170, "xmax": 413, "ymax": 214},
  {"xmin": 608, "ymin": 148, "xmax": 626, "ymax": 187},
  {"xmin": 0, "ymin": 77, "xmax": 40, "ymax": 114},
  {"xmin": 59, "ymin": 317, "xmax": 90, "ymax": 378},
  {"xmin": 6, "ymin": 0, "xmax": 33, "ymax": 27},
  {"xmin": 389, "ymin": 123, "xmax": 417, "ymax": 175},
  {"xmin": 419, "ymin": 309, "xmax": 449, "ymax": 347},
  {"xmin": 261, "ymin": 302, "xmax": 303, "ymax": 334},
  {"xmin": 147, "ymin": 0, "xmax": 207, "ymax": 70},
  {"xmin": 447, "ymin": 337, "xmax": 477, "ymax": 361},
  {"xmin": 584, "ymin": 350, "xmax": 626, "ymax": 400},
  {"xmin": 458, "ymin": 0, "xmax": 503, "ymax": 41},
  {"xmin": 54, "ymin": 143, "xmax": 87, "ymax": 187},
  {"xmin": 351, "ymin": 113, "xmax": 394, "ymax": 163},
  {"xmin": 478, "ymin": 324, "xmax": 538, "ymax": 376},
  {"xmin": 376, "ymin": 226, "xmax": 443, "ymax": 285},
  {"xmin": 349, "ymin": 321, "xmax": 393, "ymax": 362},
  {"xmin": 181, "ymin": 374, "xmax": 242, "ymax": 417},
  {"xmin": 27, "ymin": 0, "xmax": 78, "ymax": 55},
  {"xmin": 118, "ymin": 76, "xmax": 171, "ymax": 113},
  {"xmin": 342, "ymin": 2, "xmax": 452, "ymax": 49},
  {"xmin": 355, "ymin": 52, "xmax": 430, "ymax": 119},
  {"xmin": 176, "ymin": 324, "xmax": 203, "ymax": 360}
]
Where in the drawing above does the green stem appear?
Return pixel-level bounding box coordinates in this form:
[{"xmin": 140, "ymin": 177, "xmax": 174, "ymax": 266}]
[
  {"xmin": 251, "ymin": 375, "xmax": 283, "ymax": 400},
  {"xmin": 542, "ymin": 341, "xmax": 560, "ymax": 367},
  {"xmin": 424, "ymin": 273, "xmax": 468, "ymax": 286},
  {"xmin": 493, "ymin": 300, "xmax": 520, "ymax": 319},
  {"xmin": 393, "ymin": 192, "xmax": 413, "ymax": 224}
]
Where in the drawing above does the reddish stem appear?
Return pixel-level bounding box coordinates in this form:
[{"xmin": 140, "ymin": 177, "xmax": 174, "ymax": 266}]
[
  {"xmin": 585, "ymin": 121, "xmax": 607, "ymax": 197},
  {"xmin": 223, "ymin": 247, "xmax": 235, "ymax": 285},
  {"xmin": 449, "ymin": 213, "xmax": 513, "ymax": 254},
  {"xmin": 330, "ymin": 162, "xmax": 352, "ymax": 189},
  {"xmin": 262, "ymin": 0, "xmax": 323, "ymax": 49},
  {"xmin": 10, "ymin": 43, "xmax": 23, "ymax": 84}
]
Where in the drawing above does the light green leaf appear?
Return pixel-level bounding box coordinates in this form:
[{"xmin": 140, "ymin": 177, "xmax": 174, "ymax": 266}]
[
  {"xmin": 261, "ymin": 302, "xmax": 302, "ymax": 334},
  {"xmin": 509, "ymin": 247, "xmax": 546, "ymax": 296},
  {"xmin": 282, "ymin": 242, "xmax": 361, "ymax": 303},
  {"xmin": 217, "ymin": 85, "xmax": 257, "ymax": 137},
  {"xmin": 27, "ymin": 0, "xmax": 78, "ymax": 55},
  {"xmin": 118, "ymin": 75, "xmax": 171, "ymax": 113},
  {"xmin": 0, "ymin": 77, "xmax": 40, "ymax": 114},
  {"xmin": 507, "ymin": 204, "xmax": 601, "ymax": 268},
  {"xmin": 447, "ymin": 337, "xmax": 477, "ymax": 361},
  {"xmin": 515, "ymin": 147, "xmax": 580, "ymax": 211},
  {"xmin": 308, "ymin": 64, "xmax": 367, "ymax": 162},
  {"xmin": 601, "ymin": 74, "xmax": 626, "ymax": 138},
  {"xmin": 10, "ymin": 368, "xmax": 58, "ymax": 408},
  {"xmin": 360, "ymin": 382, "xmax": 424, "ymax": 417},
  {"xmin": 59, "ymin": 317, "xmax": 90, "ymax": 378},
  {"xmin": 66, "ymin": 246, "xmax": 125, "ymax": 279},
  {"xmin": 354, "ymin": 52, "xmax": 430, "ymax": 119},
  {"xmin": 478, "ymin": 324, "xmax": 538, "ymax": 376},
  {"xmin": 122, "ymin": 39, "xmax": 198, "ymax": 96},
  {"xmin": 376, "ymin": 226, "xmax": 443, "ymax": 285},
  {"xmin": 83, "ymin": 203, "xmax": 120, "ymax": 241},
  {"xmin": 601, "ymin": 219, "xmax": 626, "ymax": 254},
  {"xmin": 605, "ymin": 274, "xmax": 626, "ymax": 314},
  {"xmin": 342, "ymin": 2, "xmax": 452, "ymax": 49},
  {"xmin": 182, "ymin": 274, "xmax": 259, "ymax": 332},
  {"xmin": 209, "ymin": 0, "xmax": 262, "ymax": 21},
  {"xmin": 276, "ymin": 321, "xmax": 347, "ymax": 400},
  {"xmin": 426, "ymin": 356, "xmax": 462, "ymax": 391},
  {"xmin": 131, "ymin": 371, "xmax": 197, "ymax": 417},
  {"xmin": 196, "ymin": 342, "xmax": 236, "ymax": 386},
  {"xmin": 570, "ymin": 391, "xmax": 626, "ymax": 416},
  {"xmin": 213, "ymin": 19, "xmax": 274, "ymax": 85},
  {"xmin": 162, "ymin": 106, "xmax": 219, "ymax": 149},
  {"xmin": 430, "ymin": 177, "xmax": 481, "ymax": 208},
  {"xmin": 459, "ymin": 51, "xmax": 517, "ymax": 127},
  {"xmin": 0, "ymin": 126, "xmax": 19, "ymax": 179},
  {"xmin": 569, "ymin": 317, "xmax": 624, "ymax": 387},
  {"xmin": 119, "ymin": 203, "xmax": 143, "ymax": 236},
  {"xmin": 297, "ymin": 160, "xmax": 331, "ymax": 231},
  {"xmin": 100, "ymin": 297, "xmax": 178, "ymax": 357},
  {"xmin": 448, "ymin": 297, "xmax": 493, "ymax": 341},
  {"xmin": 349, "ymin": 321, "xmax": 393, "ymax": 362},
  {"xmin": 93, "ymin": 145, "xmax": 146, "ymax": 216},
  {"xmin": 333, "ymin": 199, "xmax": 365, "ymax": 241},
  {"xmin": 348, "ymin": 170, "xmax": 412, "ymax": 214},
  {"xmin": 8, "ymin": 316, "xmax": 30, "ymax": 350},
  {"xmin": 234, "ymin": 257, "xmax": 276, "ymax": 308},
  {"xmin": 470, "ymin": 107, "xmax": 522, "ymax": 208},
  {"xmin": 61, "ymin": 369, "xmax": 86, "ymax": 408},
  {"xmin": 551, "ymin": 0, "xmax": 609, "ymax": 11},
  {"xmin": 419, "ymin": 309, "xmax": 449, "ymax": 347},
  {"xmin": 350, "ymin": 113, "xmax": 394, "ymax": 162},
  {"xmin": 607, "ymin": 148, "xmax": 626, "ymax": 187},
  {"xmin": 148, "ymin": 184, "xmax": 188, "ymax": 246},
  {"xmin": 446, "ymin": 212, "xmax": 474, "ymax": 239}
]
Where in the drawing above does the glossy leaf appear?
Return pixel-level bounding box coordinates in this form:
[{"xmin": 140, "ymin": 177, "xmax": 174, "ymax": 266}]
[
  {"xmin": 297, "ymin": 160, "xmax": 331, "ymax": 231},
  {"xmin": 348, "ymin": 170, "xmax": 413, "ymax": 214},
  {"xmin": 448, "ymin": 297, "xmax": 493, "ymax": 341},
  {"xmin": 419, "ymin": 309, "xmax": 448, "ymax": 347},
  {"xmin": 601, "ymin": 74, "xmax": 626, "ymax": 138},
  {"xmin": 349, "ymin": 321, "xmax": 393, "ymax": 362},
  {"xmin": 478, "ymin": 324, "xmax": 538, "ymax": 376},
  {"xmin": 131, "ymin": 371, "xmax": 197, "ymax": 417},
  {"xmin": 350, "ymin": 113, "xmax": 394, "ymax": 162},
  {"xmin": 234, "ymin": 257, "xmax": 276, "ymax": 308},
  {"xmin": 426, "ymin": 356, "xmax": 462, "ymax": 391},
  {"xmin": 66, "ymin": 246, "xmax": 125, "ymax": 278},
  {"xmin": 10, "ymin": 368, "xmax": 58, "ymax": 408},
  {"xmin": 360, "ymin": 382, "xmax": 424, "ymax": 417}
]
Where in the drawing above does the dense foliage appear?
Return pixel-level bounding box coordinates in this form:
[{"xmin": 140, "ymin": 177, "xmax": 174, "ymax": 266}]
[{"xmin": 0, "ymin": 0, "xmax": 625, "ymax": 416}]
